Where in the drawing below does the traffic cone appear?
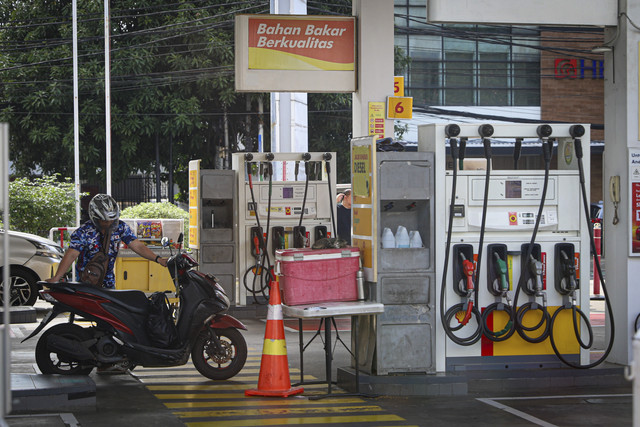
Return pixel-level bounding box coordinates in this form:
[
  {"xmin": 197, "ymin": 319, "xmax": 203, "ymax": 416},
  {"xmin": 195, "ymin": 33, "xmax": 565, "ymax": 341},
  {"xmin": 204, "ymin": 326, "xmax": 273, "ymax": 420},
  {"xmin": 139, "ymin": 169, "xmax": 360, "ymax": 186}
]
[{"xmin": 245, "ymin": 278, "xmax": 304, "ymax": 398}]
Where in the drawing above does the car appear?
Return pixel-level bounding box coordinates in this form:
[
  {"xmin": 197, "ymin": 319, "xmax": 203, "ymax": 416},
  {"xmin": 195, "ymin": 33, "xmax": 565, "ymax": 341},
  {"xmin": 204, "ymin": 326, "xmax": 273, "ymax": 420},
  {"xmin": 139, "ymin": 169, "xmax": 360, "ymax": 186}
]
[{"xmin": 0, "ymin": 229, "xmax": 64, "ymax": 306}]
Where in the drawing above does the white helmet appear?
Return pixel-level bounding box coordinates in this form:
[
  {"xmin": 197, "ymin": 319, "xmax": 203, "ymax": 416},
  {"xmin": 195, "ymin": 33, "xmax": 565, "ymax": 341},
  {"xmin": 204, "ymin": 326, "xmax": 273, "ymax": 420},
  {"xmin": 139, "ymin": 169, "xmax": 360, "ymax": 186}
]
[{"xmin": 88, "ymin": 194, "xmax": 120, "ymax": 228}]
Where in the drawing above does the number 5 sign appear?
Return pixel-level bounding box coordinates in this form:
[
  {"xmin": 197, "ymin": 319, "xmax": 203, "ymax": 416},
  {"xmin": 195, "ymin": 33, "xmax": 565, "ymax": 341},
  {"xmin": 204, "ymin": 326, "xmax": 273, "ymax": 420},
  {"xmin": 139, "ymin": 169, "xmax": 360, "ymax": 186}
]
[{"xmin": 386, "ymin": 96, "xmax": 413, "ymax": 119}]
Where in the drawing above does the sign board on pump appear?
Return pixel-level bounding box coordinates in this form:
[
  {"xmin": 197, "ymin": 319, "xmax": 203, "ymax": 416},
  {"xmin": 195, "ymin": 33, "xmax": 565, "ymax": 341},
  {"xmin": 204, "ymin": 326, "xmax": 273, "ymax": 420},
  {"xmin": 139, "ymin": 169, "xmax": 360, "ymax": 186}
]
[{"xmin": 235, "ymin": 14, "xmax": 356, "ymax": 92}]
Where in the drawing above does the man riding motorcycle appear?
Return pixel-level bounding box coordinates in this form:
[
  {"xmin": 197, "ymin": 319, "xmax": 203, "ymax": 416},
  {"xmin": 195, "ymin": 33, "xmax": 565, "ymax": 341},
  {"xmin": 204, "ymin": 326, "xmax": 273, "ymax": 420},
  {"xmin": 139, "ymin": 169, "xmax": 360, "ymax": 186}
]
[{"xmin": 47, "ymin": 194, "xmax": 166, "ymax": 288}]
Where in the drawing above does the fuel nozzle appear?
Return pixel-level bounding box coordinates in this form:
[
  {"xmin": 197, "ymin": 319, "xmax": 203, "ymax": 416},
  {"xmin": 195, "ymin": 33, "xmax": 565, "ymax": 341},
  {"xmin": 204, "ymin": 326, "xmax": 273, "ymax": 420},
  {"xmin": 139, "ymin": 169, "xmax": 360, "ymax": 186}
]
[
  {"xmin": 459, "ymin": 252, "xmax": 475, "ymax": 295},
  {"xmin": 459, "ymin": 252, "xmax": 475, "ymax": 325},
  {"xmin": 494, "ymin": 252, "xmax": 508, "ymax": 293},
  {"xmin": 528, "ymin": 254, "xmax": 546, "ymax": 304},
  {"xmin": 559, "ymin": 250, "xmax": 578, "ymax": 294}
]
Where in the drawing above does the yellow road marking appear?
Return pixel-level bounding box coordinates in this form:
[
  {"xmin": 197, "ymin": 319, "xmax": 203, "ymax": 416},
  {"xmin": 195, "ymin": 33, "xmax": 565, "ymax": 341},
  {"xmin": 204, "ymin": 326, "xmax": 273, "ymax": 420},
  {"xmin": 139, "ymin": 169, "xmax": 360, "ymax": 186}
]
[
  {"xmin": 176, "ymin": 405, "xmax": 384, "ymax": 418},
  {"xmin": 134, "ymin": 367, "xmax": 299, "ymax": 378},
  {"xmin": 164, "ymin": 397, "xmax": 364, "ymax": 408},
  {"xmin": 146, "ymin": 376, "xmax": 318, "ymax": 390},
  {"xmin": 134, "ymin": 362, "xmax": 261, "ymax": 372},
  {"xmin": 185, "ymin": 414, "xmax": 405, "ymax": 426}
]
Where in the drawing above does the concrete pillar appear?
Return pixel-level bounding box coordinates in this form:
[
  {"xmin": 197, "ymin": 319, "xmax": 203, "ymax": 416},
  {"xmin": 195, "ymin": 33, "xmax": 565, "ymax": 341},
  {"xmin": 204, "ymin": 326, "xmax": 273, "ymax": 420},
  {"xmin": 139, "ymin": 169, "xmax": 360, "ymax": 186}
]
[
  {"xmin": 352, "ymin": 0, "xmax": 395, "ymax": 139},
  {"xmin": 603, "ymin": 0, "xmax": 640, "ymax": 365},
  {"xmin": 270, "ymin": 0, "xmax": 308, "ymax": 181}
]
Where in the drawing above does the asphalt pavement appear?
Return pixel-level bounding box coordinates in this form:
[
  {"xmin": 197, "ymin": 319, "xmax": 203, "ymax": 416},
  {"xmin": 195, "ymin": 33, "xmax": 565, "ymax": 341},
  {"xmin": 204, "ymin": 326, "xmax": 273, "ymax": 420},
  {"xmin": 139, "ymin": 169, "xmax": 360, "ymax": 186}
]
[{"xmin": 2, "ymin": 297, "xmax": 634, "ymax": 427}]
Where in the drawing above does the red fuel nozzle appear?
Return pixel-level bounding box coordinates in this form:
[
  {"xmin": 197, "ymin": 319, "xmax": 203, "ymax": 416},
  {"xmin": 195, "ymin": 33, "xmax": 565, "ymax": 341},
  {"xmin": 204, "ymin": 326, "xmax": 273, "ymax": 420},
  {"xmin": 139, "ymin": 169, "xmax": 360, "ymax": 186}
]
[
  {"xmin": 253, "ymin": 236, "xmax": 260, "ymax": 255},
  {"xmin": 462, "ymin": 259, "xmax": 475, "ymax": 291}
]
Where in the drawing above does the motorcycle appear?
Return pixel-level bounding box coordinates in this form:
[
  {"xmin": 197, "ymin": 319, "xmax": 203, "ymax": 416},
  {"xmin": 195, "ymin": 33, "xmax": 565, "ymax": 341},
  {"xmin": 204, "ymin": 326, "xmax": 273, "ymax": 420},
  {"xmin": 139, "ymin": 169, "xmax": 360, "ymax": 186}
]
[{"xmin": 23, "ymin": 234, "xmax": 247, "ymax": 380}]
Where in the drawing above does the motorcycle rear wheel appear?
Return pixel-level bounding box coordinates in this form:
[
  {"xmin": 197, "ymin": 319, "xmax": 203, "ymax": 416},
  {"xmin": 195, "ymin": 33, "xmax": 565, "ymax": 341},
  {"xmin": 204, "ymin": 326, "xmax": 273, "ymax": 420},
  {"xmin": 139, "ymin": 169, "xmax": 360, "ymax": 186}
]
[
  {"xmin": 35, "ymin": 323, "xmax": 94, "ymax": 375},
  {"xmin": 192, "ymin": 327, "xmax": 247, "ymax": 380}
]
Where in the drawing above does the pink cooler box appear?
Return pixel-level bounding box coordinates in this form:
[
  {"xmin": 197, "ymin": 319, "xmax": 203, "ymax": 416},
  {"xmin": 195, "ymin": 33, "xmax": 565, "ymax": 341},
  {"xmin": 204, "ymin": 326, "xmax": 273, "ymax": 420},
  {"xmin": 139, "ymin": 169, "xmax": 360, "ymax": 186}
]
[{"xmin": 275, "ymin": 247, "xmax": 361, "ymax": 306}]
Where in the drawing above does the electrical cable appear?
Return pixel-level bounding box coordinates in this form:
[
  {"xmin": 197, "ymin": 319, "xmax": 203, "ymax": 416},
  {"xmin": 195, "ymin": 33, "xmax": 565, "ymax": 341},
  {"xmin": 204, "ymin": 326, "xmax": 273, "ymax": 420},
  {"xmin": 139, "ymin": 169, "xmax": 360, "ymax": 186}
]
[{"xmin": 548, "ymin": 128, "xmax": 614, "ymax": 369}]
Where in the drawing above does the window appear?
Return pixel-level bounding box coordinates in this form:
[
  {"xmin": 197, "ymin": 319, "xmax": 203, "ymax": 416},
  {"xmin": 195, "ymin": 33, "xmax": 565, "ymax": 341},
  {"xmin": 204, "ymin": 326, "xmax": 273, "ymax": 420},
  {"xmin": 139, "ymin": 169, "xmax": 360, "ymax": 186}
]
[{"xmin": 394, "ymin": 0, "xmax": 540, "ymax": 106}]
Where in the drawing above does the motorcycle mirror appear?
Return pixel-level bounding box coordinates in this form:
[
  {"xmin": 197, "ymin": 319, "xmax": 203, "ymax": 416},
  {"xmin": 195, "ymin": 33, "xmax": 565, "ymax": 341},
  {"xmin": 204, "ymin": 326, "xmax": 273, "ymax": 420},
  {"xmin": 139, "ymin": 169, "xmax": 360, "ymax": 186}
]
[
  {"xmin": 177, "ymin": 233, "xmax": 184, "ymax": 243},
  {"xmin": 161, "ymin": 237, "xmax": 170, "ymax": 247}
]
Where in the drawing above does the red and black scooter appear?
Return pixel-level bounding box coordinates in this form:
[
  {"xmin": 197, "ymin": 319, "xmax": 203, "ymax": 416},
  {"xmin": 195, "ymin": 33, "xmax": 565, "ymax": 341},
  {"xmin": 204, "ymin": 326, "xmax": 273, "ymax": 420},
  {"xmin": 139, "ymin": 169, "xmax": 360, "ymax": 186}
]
[{"xmin": 23, "ymin": 234, "xmax": 247, "ymax": 380}]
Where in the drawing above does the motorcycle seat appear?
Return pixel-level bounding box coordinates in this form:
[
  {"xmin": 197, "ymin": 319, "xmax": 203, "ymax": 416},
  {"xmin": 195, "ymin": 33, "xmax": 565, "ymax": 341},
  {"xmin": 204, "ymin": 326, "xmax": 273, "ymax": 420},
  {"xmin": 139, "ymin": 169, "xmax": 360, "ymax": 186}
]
[
  {"xmin": 41, "ymin": 281, "xmax": 150, "ymax": 315},
  {"xmin": 101, "ymin": 289, "xmax": 150, "ymax": 315}
]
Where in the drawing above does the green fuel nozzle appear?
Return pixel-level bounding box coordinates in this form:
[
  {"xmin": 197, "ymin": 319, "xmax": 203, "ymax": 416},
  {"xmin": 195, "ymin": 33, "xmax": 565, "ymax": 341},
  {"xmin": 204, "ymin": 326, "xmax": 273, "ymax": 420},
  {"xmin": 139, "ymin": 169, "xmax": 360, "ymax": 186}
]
[{"xmin": 494, "ymin": 252, "xmax": 508, "ymax": 292}]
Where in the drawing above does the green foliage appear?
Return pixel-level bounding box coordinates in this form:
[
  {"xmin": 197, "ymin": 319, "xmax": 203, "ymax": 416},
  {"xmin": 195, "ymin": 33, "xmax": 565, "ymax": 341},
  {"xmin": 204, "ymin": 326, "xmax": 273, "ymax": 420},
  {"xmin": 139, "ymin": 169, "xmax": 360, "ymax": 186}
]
[
  {"xmin": 0, "ymin": 0, "xmax": 271, "ymax": 190},
  {"xmin": 394, "ymin": 46, "xmax": 412, "ymax": 76},
  {"xmin": 121, "ymin": 202, "xmax": 189, "ymax": 246},
  {"xmin": 3, "ymin": 175, "xmax": 84, "ymax": 237}
]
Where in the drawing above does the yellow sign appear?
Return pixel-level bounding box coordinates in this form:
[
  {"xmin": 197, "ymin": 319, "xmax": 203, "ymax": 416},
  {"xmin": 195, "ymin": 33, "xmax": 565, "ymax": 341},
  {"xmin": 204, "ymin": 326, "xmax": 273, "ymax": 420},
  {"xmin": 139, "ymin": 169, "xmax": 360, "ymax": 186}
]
[
  {"xmin": 394, "ymin": 76, "xmax": 405, "ymax": 97},
  {"xmin": 352, "ymin": 145, "xmax": 371, "ymax": 198},
  {"xmin": 188, "ymin": 159, "xmax": 200, "ymax": 250},
  {"xmin": 368, "ymin": 101, "xmax": 385, "ymax": 139},
  {"xmin": 387, "ymin": 96, "xmax": 413, "ymax": 119}
]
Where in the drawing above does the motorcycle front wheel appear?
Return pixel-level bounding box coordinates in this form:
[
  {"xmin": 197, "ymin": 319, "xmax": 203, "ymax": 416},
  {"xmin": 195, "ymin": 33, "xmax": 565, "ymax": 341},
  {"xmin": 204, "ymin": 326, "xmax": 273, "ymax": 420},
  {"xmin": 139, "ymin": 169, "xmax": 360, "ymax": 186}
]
[
  {"xmin": 35, "ymin": 323, "xmax": 94, "ymax": 375},
  {"xmin": 192, "ymin": 327, "xmax": 247, "ymax": 380}
]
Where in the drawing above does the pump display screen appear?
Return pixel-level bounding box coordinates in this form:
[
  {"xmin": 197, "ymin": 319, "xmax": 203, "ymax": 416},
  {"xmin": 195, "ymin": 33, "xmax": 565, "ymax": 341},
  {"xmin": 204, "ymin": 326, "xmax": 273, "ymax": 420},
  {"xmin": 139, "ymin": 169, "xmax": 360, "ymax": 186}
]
[
  {"xmin": 282, "ymin": 187, "xmax": 294, "ymax": 199},
  {"xmin": 505, "ymin": 180, "xmax": 522, "ymax": 199}
]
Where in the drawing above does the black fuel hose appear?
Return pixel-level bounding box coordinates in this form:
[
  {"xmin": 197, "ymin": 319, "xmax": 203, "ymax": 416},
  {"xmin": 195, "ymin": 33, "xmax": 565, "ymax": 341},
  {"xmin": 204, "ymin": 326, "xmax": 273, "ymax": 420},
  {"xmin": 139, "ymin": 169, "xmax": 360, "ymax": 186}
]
[
  {"xmin": 482, "ymin": 302, "xmax": 516, "ymax": 341},
  {"xmin": 298, "ymin": 156, "xmax": 311, "ymax": 229},
  {"xmin": 548, "ymin": 136, "xmax": 614, "ymax": 369},
  {"xmin": 439, "ymin": 136, "xmax": 482, "ymax": 346},
  {"xmin": 513, "ymin": 139, "xmax": 553, "ymax": 343},
  {"xmin": 243, "ymin": 162, "xmax": 273, "ymax": 304},
  {"xmin": 324, "ymin": 154, "xmax": 337, "ymax": 238},
  {"xmin": 474, "ymin": 137, "xmax": 492, "ymax": 336}
]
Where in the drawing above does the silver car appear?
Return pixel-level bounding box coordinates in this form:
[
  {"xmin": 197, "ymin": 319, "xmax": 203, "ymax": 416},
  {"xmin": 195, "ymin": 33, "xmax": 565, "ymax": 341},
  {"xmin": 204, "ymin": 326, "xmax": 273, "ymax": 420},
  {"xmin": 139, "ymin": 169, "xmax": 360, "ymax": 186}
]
[{"xmin": 0, "ymin": 230, "xmax": 64, "ymax": 306}]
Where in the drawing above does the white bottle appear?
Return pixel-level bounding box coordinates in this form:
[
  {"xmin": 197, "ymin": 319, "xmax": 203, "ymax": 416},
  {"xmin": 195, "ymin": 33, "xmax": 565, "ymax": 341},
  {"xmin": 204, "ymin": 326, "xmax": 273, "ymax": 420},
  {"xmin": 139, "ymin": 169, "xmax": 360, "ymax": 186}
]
[
  {"xmin": 395, "ymin": 226, "xmax": 410, "ymax": 248},
  {"xmin": 409, "ymin": 230, "xmax": 423, "ymax": 248},
  {"xmin": 382, "ymin": 227, "xmax": 396, "ymax": 248}
]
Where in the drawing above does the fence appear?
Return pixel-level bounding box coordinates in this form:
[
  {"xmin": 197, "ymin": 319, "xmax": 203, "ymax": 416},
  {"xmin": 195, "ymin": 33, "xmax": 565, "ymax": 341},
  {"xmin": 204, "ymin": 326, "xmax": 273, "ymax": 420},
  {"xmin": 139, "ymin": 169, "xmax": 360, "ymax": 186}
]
[{"xmin": 85, "ymin": 175, "xmax": 171, "ymax": 209}]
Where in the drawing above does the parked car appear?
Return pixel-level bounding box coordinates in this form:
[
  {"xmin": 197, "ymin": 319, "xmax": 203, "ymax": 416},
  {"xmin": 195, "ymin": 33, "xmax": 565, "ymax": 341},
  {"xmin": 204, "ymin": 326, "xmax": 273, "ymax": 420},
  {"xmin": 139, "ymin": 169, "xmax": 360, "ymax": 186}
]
[{"xmin": 0, "ymin": 229, "xmax": 64, "ymax": 306}]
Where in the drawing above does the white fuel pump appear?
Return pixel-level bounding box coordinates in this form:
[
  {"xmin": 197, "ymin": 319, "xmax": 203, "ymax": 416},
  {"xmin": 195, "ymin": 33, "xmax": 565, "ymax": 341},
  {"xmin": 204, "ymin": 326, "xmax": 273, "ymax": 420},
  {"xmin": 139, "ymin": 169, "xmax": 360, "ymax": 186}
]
[
  {"xmin": 419, "ymin": 123, "xmax": 598, "ymax": 372},
  {"xmin": 231, "ymin": 152, "xmax": 336, "ymax": 306}
]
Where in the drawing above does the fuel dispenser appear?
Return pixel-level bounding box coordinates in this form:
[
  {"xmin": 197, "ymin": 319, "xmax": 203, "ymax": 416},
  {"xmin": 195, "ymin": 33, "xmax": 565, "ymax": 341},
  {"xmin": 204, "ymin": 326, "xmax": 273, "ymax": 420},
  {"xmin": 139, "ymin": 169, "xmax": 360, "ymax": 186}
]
[
  {"xmin": 231, "ymin": 152, "xmax": 336, "ymax": 306},
  {"xmin": 419, "ymin": 123, "xmax": 606, "ymax": 372},
  {"xmin": 350, "ymin": 136, "xmax": 435, "ymax": 375}
]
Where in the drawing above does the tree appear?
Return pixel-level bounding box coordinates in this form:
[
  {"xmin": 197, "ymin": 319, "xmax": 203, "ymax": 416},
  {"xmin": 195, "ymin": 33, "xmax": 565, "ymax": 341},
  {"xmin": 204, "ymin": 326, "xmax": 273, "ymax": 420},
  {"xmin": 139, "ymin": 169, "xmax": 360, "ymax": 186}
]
[
  {"xmin": 2, "ymin": 175, "xmax": 83, "ymax": 237},
  {"xmin": 0, "ymin": 0, "xmax": 270, "ymax": 189}
]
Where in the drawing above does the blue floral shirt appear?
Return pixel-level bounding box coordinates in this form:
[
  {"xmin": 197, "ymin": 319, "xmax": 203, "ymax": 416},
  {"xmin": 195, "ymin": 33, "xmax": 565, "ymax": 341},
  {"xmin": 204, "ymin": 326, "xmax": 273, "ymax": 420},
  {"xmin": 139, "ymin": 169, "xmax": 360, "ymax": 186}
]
[{"xmin": 70, "ymin": 220, "xmax": 136, "ymax": 288}]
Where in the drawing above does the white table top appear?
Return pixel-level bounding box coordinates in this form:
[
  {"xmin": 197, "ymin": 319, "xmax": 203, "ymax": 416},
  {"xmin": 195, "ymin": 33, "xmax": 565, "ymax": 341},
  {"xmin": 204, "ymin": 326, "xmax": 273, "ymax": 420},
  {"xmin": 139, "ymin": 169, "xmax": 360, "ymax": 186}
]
[{"xmin": 282, "ymin": 301, "xmax": 384, "ymax": 318}]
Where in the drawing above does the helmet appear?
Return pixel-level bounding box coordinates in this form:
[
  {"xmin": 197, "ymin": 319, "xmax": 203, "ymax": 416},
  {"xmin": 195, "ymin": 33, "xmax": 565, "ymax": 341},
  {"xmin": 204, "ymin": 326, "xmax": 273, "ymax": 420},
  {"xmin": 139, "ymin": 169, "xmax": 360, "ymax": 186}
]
[{"xmin": 88, "ymin": 194, "xmax": 120, "ymax": 228}]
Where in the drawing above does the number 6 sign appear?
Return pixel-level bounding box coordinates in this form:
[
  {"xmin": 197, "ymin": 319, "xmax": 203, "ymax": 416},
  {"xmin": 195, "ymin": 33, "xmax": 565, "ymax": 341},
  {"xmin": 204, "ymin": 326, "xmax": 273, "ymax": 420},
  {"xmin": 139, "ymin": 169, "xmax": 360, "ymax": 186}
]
[{"xmin": 386, "ymin": 96, "xmax": 413, "ymax": 119}]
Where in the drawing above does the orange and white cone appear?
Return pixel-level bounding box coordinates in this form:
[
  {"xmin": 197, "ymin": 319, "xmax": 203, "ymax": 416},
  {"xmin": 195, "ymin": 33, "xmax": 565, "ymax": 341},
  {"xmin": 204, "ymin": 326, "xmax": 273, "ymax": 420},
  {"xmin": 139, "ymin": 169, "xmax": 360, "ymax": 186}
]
[{"xmin": 245, "ymin": 278, "xmax": 304, "ymax": 397}]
